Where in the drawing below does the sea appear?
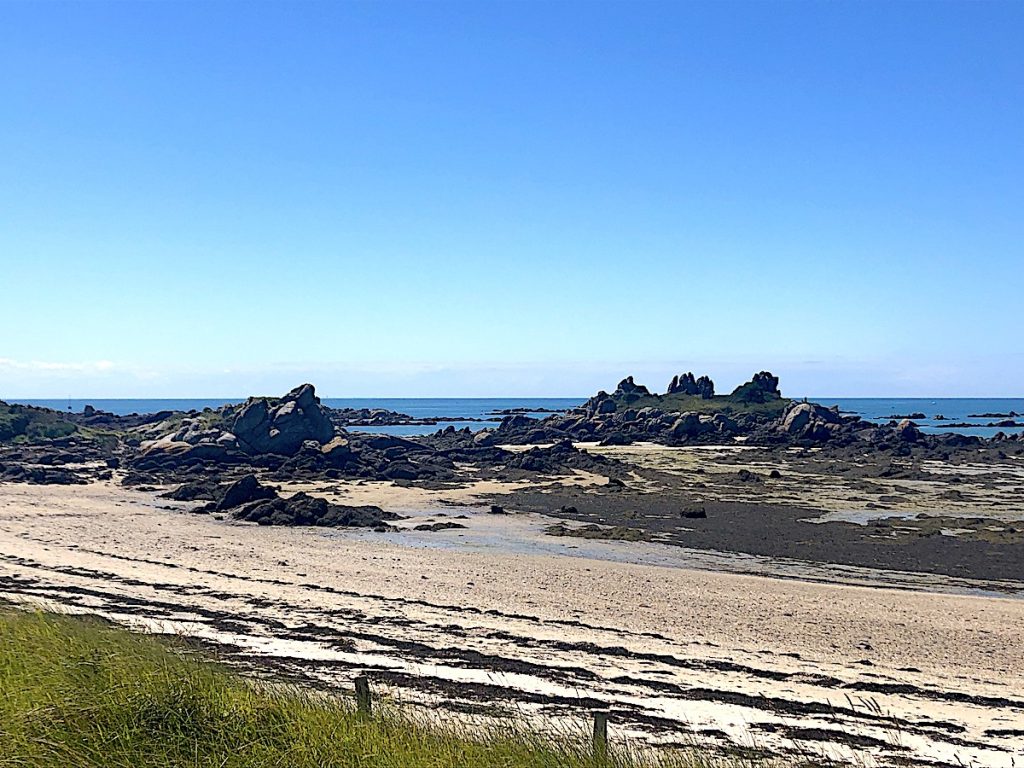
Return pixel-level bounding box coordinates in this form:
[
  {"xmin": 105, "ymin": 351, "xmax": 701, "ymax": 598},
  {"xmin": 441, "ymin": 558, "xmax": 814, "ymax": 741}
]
[{"xmin": 10, "ymin": 397, "xmax": 1024, "ymax": 438}]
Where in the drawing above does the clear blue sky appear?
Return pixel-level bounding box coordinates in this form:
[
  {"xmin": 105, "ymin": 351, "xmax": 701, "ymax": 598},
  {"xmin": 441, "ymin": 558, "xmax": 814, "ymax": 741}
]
[{"xmin": 1, "ymin": 0, "xmax": 1021, "ymax": 398}]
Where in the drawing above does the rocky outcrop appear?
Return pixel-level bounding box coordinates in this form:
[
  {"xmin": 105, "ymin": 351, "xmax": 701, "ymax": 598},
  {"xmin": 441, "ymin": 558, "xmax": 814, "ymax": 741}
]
[
  {"xmin": 501, "ymin": 440, "xmax": 619, "ymax": 475},
  {"xmin": 578, "ymin": 391, "xmax": 617, "ymax": 417},
  {"xmin": 216, "ymin": 474, "xmax": 277, "ymax": 510},
  {"xmin": 162, "ymin": 478, "xmax": 223, "ymax": 502},
  {"xmin": 778, "ymin": 401, "xmax": 843, "ymax": 441},
  {"xmin": 170, "ymin": 473, "xmax": 398, "ymax": 528},
  {"xmin": 895, "ymin": 419, "xmax": 923, "ymax": 443},
  {"xmin": 491, "ymin": 394, "xmax": 742, "ymax": 447},
  {"xmin": 667, "ymin": 373, "xmax": 714, "ymax": 399},
  {"xmin": 319, "ymin": 436, "xmax": 353, "ymax": 466},
  {"xmin": 0, "ymin": 464, "xmax": 88, "ymax": 485},
  {"xmin": 731, "ymin": 371, "xmax": 781, "ymax": 403},
  {"xmin": 135, "ymin": 385, "xmax": 336, "ymax": 468},
  {"xmin": 599, "ymin": 431, "xmax": 632, "ymax": 446},
  {"xmin": 231, "ymin": 491, "xmax": 395, "ymax": 528},
  {"xmin": 233, "ymin": 384, "xmax": 335, "ymax": 455},
  {"xmin": 137, "ymin": 435, "xmax": 236, "ymax": 467},
  {"xmin": 613, "ymin": 376, "xmax": 651, "ymax": 399},
  {"xmin": 667, "ymin": 412, "xmax": 733, "ymax": 440}
]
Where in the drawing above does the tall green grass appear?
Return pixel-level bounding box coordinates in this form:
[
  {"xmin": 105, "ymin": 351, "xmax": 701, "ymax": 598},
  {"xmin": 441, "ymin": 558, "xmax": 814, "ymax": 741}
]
[{"xmin": 0, "ymin": 608, "xmax": 779, "ymax": 768}]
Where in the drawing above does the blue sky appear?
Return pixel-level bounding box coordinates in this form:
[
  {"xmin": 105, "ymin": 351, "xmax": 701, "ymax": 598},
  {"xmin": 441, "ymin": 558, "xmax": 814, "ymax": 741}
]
[{"xmin": 1, "ymin": 1, "xmax": 1021, "ymax": 398}]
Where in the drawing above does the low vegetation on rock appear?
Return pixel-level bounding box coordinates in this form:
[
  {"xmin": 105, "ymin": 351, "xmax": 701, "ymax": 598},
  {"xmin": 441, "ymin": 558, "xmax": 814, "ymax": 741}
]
[{"xmin": 0, "ymin": 402, "xmax": 78, "ymax": 442}]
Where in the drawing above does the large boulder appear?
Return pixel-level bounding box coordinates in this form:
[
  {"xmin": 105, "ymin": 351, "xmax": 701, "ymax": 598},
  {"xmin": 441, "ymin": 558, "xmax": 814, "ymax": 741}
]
[
  {"xmin": 711, "ymin": 413, "xmax": 738, "ymax": 434},
  {"xmin": 599, "ymin": 431, "xmax": 632, "ymax": 446},
  {"xmin": 233, "ymin": 384, "xmax": 335, "ymax": 455},
  {"xmin": 320, "ymin": 436, "xmax": 353, "ymax": 466},
  {"xmin": 778, "ymin": 401, "xmax": 842, "ymax": 441},
  {"xmin": 233, "ymin": 399, "xmax": 270, "ymax": 447},
  {"xmin": 216, "ymin": 474, "xmax": 276, "ymax": 510},
  {"xmin": 580, "ymin": 390, "xmax": 618, "ymax": 416},
  {"xmin": 780, "ymin": 402, "xmax": 814, "ymax": 434},
  {"xmin": 894, "ymin": 419, "xmax": 923, "ymax": 443},
  {"xmin": 671, "ymin": 412, "xmax": 704, "ymax": 438},
  {"xmin": 139, "ymin": 435, "xmax": 192, "ymax": 458},
  {"xmin": 136, "ymin": 434, "xmax": 237, "ymax": 467},
  {"xmin": 497, "ymin": 414, "xmax": 536, "ymax": 432}
]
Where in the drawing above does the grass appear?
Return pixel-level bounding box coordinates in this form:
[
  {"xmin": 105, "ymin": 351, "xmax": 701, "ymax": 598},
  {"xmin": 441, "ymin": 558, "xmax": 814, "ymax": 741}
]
[
  {"xmin": 0, "ymin": 401, "xmax": 79, "ymax": 442},
  {"xmin": 0, "ymin": 608, "xmax": 781, "ymax": 768}
]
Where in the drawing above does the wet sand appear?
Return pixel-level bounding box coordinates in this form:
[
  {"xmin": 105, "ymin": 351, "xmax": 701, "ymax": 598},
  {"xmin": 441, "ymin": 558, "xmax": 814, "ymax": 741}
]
[
  {"xmin": 1, "ymin": 479, "xmax": 1023, "ymax": 767},
  {"xmin": 495, "ymin": 442, "xmax": 1024, "ymax": 584}
]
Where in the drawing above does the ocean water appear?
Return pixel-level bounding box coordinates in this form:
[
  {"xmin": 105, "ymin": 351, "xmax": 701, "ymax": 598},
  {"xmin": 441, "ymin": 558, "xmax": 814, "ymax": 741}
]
[
  {"xmin": 327, "ymin": 398, "xmax": 583, "ymax": 436},
  {"xmin": 820, "ymin": 398, "xmax": 1024, "ymax": 438},
  {"xmin": 9, "ymin": 397, "xmax": 1024, "ymax": 437}
]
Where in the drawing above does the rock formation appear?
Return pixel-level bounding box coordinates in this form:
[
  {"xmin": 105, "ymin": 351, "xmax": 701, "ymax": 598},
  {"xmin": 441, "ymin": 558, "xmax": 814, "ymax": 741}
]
[
  {"xmin": 667, "ymin": 373, "xmax": 715, "ymax": 399},
  {"xmin": 730, "ymin": 371, "xmax": 781, "ymax": 403},
  {"xmin": 233, "ymin": 383, "xmax": 335, "ymax": 455},
  {"xmin": 894, "ymin": 418, "xmax": 923, "ymax": 443},
  {"xmin": 612, "ymin": 376, "xmax": 651, "ymax": 399},
  {"xmin": 778, "ymin": 401, "xmax": 842, "ymax": 441}
]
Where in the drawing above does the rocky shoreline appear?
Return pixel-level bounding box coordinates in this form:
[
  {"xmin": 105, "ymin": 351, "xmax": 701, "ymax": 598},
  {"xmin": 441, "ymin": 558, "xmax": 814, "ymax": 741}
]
[
  {"xmin": 2, "ymin": 373, "xmax": 1022, "ymax": 766},
  {"xmin": 2, "ymin": 372, "xmax": 1023, "ymax": 583}
]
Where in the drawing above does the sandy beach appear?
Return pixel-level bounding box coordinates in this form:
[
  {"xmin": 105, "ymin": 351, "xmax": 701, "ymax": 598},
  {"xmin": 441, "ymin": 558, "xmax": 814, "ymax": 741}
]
[{"xmin": 2, "ymin": 478, "xmax": 1022, "ymax": 767}]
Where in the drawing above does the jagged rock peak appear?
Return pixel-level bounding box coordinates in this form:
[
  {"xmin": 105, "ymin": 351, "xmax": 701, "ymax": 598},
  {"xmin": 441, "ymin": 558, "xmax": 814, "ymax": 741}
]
[
  {"xmin": 731, "ymin": 371, "xmax": 782, "ymax": 403},
  {"xmin": 613, "ymin": 376, "xmax": 651, "ymax": 397},
  {"xmin": 667, "ymin": 372, "xmax": 715, "ymax": 399}
]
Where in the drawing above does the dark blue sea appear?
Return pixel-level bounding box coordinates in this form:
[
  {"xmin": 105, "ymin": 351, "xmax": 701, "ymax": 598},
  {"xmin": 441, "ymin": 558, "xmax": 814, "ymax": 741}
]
[
  {"xmin": 818, "ymin": 398, "xmax": 1024, "ymax": 438},
  {"xmin": 11, "ymin": 397, "xmax": 1024, "ymax": 437}
]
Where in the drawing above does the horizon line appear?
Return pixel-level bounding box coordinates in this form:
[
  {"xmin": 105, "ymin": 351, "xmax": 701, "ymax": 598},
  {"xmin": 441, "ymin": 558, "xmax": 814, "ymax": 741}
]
[{"xmin": 5, "ymin": 394, "xmax": 1024, "ymax": 402}]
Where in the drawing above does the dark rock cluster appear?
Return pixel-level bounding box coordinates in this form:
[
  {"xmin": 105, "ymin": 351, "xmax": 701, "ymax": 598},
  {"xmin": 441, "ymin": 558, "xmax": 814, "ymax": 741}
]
[
  {"xmin": 7, "ymin": 373, "xmax": 1024, "ymax": 525},
  {"xmin": 134, "ymin": 384, "xmax": 338, "ymax": 469},
  {"xmin": 0, "ymin": 439, "xmax": 117, "ymax": 485},
  {"xmin": 474, "ymin": 399, "xmax": 743, "ymax": 448},
  {"xmin": 667, "ymin": 372, "xmax": 715, "ymax": 398},
  {"xmin": 164, "ymin": 473, "xmax": 397, "ymax": 529},
  {"xmin": 730, "ymin": 371, "xmax": 781, "ymax": 403},
  {"xmin": 612, "ymin": 376, "xmax": 651, "ymax": 399}
]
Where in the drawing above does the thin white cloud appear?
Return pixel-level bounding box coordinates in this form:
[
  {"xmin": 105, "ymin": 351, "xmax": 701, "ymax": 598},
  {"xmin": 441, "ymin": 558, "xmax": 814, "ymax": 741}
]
[{"xmin": 0, "ymin": 357, "xmax": 121, "ymax": 374}]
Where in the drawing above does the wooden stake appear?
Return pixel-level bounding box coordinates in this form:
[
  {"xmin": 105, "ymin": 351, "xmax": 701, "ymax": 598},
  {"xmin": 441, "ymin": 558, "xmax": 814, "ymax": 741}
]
[
  {"xmin": 355, "ymin": 675, "xmax": 371, "ymax": 716},
  {"xmin": 593, "ymin": 711, "xmax": 608, "ymax": 761}
]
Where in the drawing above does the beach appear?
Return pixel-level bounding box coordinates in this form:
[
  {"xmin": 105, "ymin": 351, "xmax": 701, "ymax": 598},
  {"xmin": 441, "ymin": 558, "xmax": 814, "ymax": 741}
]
[{"xmin": 2, "ymin": 477, "xmax": 1022, "ymax": 767}]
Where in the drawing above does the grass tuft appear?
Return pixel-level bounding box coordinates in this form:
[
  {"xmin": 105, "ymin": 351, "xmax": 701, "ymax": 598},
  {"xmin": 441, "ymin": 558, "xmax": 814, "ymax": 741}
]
[{"xmin": 0, "ymin": 608, "xmax": 783, "ymax": 768}]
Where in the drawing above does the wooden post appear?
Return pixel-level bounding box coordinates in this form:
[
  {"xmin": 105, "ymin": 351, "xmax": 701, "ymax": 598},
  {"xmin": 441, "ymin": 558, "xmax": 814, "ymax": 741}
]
[
  {"xmin": 592, "ymin": 711, "xmax": 608, "ymax": 762},
  {"xmin": 355, "ymin": 675, "xmax": 371, "ymax": 716}
]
